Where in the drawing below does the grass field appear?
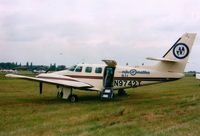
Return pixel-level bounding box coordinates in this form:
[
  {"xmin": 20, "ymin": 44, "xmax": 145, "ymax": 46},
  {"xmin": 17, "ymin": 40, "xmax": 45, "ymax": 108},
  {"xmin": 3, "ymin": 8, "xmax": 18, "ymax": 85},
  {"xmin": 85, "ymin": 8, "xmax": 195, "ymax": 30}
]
[{"xmin": 0, "ymin": 74, "xmax": 200, "ymax": 136}]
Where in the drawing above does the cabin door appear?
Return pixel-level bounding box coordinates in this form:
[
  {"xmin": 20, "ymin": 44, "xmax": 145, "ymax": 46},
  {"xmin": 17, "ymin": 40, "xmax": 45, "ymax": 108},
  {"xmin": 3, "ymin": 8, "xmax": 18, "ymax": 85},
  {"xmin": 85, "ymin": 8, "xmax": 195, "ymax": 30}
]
[{"xmin": 103, "ymin": 67, "xmax": 115, "ymax": 88}]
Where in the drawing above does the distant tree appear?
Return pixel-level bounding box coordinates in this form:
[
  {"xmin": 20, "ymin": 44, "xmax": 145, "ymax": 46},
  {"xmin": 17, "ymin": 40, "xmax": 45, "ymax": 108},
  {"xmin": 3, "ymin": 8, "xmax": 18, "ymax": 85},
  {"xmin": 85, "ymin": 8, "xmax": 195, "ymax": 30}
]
[
  {"xmin": 0, "ymin": 62, "xmax": 65, "ymax": 71},
  {"xmin": 30, "ymin": 62, "xmax": 33, "ymax": 70},
  {"xmin": 49, "ymin": 63, "xmax": 56, "ymax": 71},
  {"xmin": 56, "ymin": 65, "xmax": 66, "ymax": 71},
  {"xmin": 16, "ymin": 67, "xmax": 28, "ymax": 71},
  {"xmin": 26, "ymin": 62, "xmax": 29, "ymax": 67}
]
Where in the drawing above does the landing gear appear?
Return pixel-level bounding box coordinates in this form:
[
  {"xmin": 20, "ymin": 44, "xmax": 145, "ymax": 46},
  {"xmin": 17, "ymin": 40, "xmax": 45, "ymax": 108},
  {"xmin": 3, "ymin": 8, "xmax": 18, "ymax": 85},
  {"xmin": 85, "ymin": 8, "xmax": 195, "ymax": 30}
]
[
  {"xmin": 57, "ymin": 91, "xmax": 63, "ymax": 98},
  {"xmin": 57, "ymin": 88, "xmax": 78, "ymax": 102},
  {"xmin": 118, "ymin": 89, "xmax": 127, "ymax": 96},
  {"xmin": 69, "ymin": 95, "xmax": 78, "ymax": 102}
]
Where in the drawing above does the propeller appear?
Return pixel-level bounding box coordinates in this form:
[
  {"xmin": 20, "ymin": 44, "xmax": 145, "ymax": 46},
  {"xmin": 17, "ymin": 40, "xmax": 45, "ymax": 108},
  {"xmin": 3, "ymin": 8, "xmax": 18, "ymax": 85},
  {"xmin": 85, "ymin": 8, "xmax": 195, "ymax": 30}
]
[
  {"xmin": 39, "ymin": 82, "xmax": 43, "ymax": 95},
  {"xmin": 45, "ymin": 68, "xmax": 50, "ymax": 73}
]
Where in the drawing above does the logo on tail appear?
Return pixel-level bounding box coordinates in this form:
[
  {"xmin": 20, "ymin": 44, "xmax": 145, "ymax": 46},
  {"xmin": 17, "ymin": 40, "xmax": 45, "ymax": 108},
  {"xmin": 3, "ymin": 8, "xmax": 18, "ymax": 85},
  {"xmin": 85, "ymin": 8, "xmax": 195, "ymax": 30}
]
[{"xmin": 173, "ymin": 43, "xmax": 189, "ymax": 59}]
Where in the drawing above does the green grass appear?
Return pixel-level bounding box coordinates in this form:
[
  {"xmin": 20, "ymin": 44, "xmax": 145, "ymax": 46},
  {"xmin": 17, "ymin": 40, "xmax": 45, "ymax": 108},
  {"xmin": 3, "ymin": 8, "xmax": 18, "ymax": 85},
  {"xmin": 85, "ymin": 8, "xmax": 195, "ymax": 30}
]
[{"xmin": 0, "ymin": 74, "xmax": 200, "ymax": 136}]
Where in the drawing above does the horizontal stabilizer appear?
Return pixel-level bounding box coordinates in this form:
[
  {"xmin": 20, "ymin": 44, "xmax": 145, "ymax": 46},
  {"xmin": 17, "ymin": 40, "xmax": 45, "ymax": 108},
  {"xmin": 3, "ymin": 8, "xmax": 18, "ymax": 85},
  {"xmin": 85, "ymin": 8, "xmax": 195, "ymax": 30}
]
[{"xmin": 146, "ymin": 57, "xmax": 178, "ymax": 63}]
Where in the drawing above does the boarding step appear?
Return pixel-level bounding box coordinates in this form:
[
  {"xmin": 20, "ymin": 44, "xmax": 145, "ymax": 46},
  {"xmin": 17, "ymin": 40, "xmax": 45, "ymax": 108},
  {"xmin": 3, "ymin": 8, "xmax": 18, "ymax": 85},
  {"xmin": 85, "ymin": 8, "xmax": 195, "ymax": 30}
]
[{"xmin": 101, "ymin": 88, "xmax": 114, "ymax": 99}]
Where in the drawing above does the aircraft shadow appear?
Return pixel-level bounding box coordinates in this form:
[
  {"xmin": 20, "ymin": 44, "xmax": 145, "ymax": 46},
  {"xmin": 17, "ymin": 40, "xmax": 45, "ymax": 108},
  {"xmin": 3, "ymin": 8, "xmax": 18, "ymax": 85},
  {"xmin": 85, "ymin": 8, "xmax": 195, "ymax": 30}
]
[{"xmin": 17, "ymin": 94, "xmax": 123, "ymax": 105}]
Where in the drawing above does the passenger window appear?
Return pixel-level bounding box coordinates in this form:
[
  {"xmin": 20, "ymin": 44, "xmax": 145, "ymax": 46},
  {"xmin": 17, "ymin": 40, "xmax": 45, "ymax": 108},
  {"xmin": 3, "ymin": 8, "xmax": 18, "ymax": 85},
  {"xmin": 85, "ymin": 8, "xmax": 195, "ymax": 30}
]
[
  {"xmin": 75, "ymin": 66, "xmax": 82, "ymax": 72},
  {"xmin": 95, "ymin": 67, "xmax": 102, "ymax": 74},
  {"xmin": 85, "ymin": 67, "xmax": 92, "ymax": 73}
]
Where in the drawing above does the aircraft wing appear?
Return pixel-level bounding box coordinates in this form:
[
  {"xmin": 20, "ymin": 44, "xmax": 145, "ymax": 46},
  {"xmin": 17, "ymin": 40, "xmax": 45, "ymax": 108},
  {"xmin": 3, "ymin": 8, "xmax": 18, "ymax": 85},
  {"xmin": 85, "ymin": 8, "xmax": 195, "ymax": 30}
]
[{"xmin": 5, "ymin": 74, "xmax": 92, "ymax": 89}]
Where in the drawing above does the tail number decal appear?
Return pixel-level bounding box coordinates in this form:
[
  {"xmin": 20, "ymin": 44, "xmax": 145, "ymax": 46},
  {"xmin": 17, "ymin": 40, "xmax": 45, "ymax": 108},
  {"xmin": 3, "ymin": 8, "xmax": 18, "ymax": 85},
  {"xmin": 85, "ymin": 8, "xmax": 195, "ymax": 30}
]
[{"xmin": 114, "ymin": 80, "xmax": 140, "ymax": 87}]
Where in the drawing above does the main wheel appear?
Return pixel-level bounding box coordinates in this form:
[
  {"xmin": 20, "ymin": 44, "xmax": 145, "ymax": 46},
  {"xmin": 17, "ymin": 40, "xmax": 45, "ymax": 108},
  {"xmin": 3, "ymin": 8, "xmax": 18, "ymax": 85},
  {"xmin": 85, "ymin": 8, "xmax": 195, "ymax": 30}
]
[{"xmin": 69, "ymin": 95, "xmax": 78, "ymax": 102}]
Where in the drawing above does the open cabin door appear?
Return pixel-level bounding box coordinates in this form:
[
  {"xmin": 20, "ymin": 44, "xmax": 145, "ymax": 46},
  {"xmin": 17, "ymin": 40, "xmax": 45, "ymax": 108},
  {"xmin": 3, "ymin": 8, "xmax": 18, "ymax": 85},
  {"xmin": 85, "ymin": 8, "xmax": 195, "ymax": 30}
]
[
  {"xmin": 103, "ymin": 67, "xmax": 115, "ymax": 88},
  {"xmin": 101, "ymin": 60, "xmax": 117, "ymax": 99}
]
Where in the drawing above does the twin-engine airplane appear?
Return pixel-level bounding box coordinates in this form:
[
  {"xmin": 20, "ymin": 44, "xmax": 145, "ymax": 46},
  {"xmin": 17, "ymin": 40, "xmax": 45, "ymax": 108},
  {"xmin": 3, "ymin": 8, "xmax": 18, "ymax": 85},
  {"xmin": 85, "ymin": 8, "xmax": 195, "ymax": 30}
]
[{"xmin": 6, "ymin": 33, "xmax": 197, "ymax": 102}]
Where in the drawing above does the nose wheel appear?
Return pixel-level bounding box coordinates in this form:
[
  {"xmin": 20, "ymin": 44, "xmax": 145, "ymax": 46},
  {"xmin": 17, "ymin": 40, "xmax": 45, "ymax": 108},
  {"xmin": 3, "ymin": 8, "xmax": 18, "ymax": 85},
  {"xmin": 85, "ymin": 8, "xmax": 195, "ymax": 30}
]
[{"xmin": 57, "ymin": 91, "xmax": 63, "ymax": 98}]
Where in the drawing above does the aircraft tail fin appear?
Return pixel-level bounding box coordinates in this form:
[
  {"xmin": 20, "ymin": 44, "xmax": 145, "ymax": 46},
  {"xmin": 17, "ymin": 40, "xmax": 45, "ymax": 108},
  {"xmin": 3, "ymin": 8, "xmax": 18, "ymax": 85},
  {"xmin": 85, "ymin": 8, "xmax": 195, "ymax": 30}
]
[{"xmin": 154, "ymin": 33, "xmax": 196, "ymax": 73}]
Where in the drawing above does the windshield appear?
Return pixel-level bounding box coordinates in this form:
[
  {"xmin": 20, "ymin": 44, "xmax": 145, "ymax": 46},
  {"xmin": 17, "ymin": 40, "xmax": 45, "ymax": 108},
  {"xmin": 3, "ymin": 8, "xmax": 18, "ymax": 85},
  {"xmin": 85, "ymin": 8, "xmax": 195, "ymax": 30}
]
[{"xmin": 68, "ymin": 65, "xmax": 77, "ymax": 71}]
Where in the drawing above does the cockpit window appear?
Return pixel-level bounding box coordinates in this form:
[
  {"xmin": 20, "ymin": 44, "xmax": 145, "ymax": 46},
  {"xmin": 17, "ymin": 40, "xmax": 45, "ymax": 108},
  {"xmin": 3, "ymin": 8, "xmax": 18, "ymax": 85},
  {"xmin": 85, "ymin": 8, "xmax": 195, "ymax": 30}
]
[
  {"xmin": 95, "ymin": 67, "xmax": 102, "ymax": 74},
  {"xmin": 68, "ymin": 65, "xmax": 77, "ymax": 71},
  {"xmin": 85, "ymin": 67, "xmax": 92, "ymax": 73},
  {"xmin": 75, "ymin": 66, "xmax": 83, "ymax": 72}
]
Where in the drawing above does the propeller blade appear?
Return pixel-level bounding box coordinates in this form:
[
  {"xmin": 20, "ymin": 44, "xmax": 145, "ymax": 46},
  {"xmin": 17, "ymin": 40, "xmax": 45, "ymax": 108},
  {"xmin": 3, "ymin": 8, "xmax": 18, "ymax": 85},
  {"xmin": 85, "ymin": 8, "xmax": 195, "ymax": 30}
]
[
  {"xmin": 45, "ymin": 68, "xmax": 50, "ymax": 73},
  {"xmin": 39, "ymin": 82, "xmax": 43, "ymax": 94}
]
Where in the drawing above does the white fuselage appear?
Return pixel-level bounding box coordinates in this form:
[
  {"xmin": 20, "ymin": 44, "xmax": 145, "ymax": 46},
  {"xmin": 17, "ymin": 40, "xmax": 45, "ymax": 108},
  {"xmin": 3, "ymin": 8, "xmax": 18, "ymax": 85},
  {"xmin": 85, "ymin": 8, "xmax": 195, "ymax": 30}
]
[{"xmin": 41, "ymin": 63, "xmax": 184, "ymax": 92}]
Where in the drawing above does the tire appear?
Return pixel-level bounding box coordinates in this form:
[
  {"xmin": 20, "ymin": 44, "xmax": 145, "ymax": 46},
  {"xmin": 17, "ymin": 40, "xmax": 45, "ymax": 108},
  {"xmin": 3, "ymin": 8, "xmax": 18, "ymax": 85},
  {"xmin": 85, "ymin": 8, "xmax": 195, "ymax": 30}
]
[{"xmin": 69, "ymin": 95, "xmax": 78, "ymax": 102}]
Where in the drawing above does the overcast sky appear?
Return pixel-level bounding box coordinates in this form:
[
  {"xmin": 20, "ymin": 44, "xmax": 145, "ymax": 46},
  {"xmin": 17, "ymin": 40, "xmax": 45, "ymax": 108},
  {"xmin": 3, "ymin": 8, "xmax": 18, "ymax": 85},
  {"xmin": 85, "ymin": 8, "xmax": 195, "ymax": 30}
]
[{"xmin": 0, "ymin": 0, "xmax": 200, "ymax": 71}]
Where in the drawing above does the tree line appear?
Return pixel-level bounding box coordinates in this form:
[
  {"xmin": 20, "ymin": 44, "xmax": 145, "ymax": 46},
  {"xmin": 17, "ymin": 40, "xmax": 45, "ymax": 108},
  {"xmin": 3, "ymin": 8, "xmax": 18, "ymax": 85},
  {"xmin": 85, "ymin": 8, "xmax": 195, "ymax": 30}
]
[{"xmin": 0, "ymin": 62, "xmax": 66, "ymax": 71}]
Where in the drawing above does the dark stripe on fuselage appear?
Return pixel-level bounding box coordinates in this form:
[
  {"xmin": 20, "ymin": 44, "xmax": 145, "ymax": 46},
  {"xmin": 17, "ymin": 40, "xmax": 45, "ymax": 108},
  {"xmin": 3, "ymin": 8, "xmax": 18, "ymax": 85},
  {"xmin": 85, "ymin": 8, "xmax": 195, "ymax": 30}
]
[
  {"xmin": 65, "ymin": 75, "xmax": 180, "ymax": 82},
  {"xmin": 113, "ymin": 77, "xmax": 179, "ymax": 81},
  {"xmin": 65, "ymin": 75, "xmax": 103, "ymax": 79}
]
